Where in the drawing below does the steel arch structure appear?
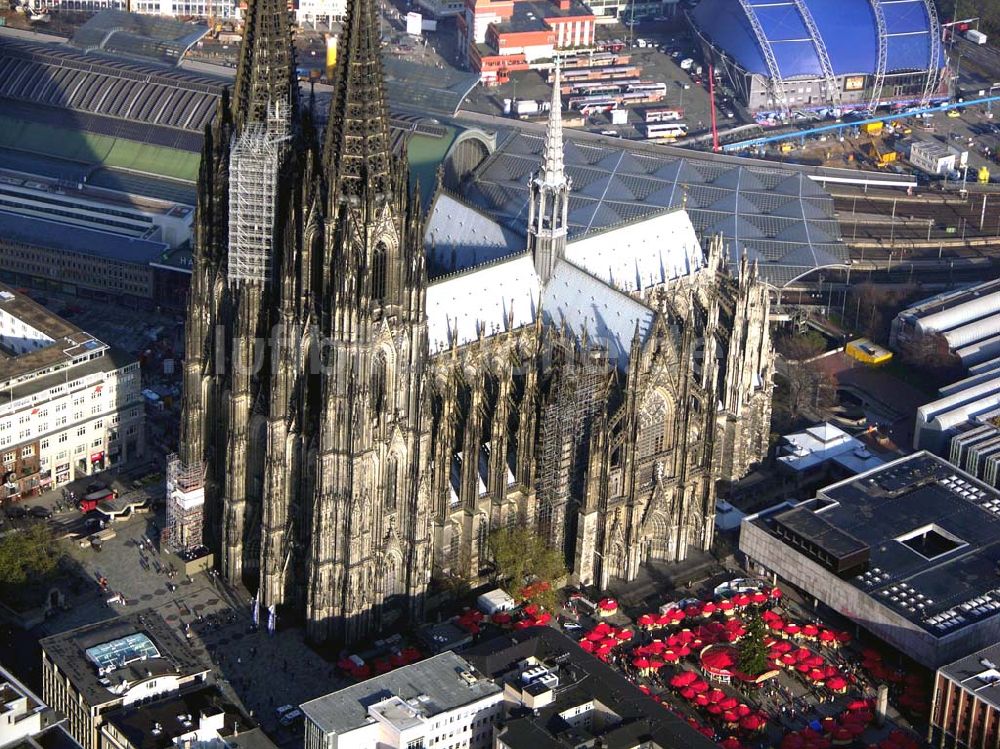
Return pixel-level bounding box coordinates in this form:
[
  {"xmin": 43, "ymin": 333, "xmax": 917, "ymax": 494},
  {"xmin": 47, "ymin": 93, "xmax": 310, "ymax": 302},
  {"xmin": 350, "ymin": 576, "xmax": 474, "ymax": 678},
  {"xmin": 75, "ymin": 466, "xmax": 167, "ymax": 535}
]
[
  {"xmin": 918, "ymin": 0, "xmax": 942, "ymax": 106},
  {"xmin": 865, "ymin": 0, "xmax": 889, "ymax": 111},
  {"xmin": 737, "ymin": 0, "xmax": 790, "ymax": 115},
  {"xmin": 789, "ymin": 0, "xmax": 840, "ymax": 105}
]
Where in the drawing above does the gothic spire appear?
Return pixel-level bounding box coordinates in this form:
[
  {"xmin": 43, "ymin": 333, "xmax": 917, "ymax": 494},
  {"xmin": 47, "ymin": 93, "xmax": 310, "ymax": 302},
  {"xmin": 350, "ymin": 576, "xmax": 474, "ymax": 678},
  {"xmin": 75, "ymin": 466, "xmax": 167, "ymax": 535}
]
[
  {"xmin": 232, "ymin": 0, "xmax": 297, "ymax": 127},
  {"xmin": 539, "ymin": 63, "xmax": 566, "ymax": 188},
  {"xmin": 322, "ymin": 0, "xmax": 394, "ymax": 196}
]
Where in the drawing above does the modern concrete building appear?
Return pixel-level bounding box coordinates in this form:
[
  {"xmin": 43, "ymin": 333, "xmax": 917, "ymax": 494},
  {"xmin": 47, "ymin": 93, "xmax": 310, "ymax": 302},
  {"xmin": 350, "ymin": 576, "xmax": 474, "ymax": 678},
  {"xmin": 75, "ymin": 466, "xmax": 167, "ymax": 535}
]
[
  {"xmin": 0, "ymin": 284, "xmax": 145, "ymax": 502},
  {"xmin": 908, "ymin": 140, "xmax": 960, "ymax": 176},
  {"xmin": 462, "ymin": 627, "xmax": 719, "ymax": 749},
  {"xmin": 39, "ymin": 612, "xmax": 211, "ymax": 749},
  {"xmin": 930, "ymin": 642, "xmax": 1000, "ymax": 748},
  {"xmin": 300, "ymin": 652, "xmax": 503, "ymax": 749},
  {"xmin": 740, "ymin": 452, "xmax": 1000, "ymax": 668}
]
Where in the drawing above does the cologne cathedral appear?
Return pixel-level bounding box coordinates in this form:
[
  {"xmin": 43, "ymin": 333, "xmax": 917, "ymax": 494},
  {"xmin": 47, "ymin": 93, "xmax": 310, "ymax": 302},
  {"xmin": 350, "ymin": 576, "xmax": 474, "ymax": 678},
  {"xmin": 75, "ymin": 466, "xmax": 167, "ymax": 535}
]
[{"xmin": 174, "ymin": 0, "xmax": 774, "ymax": 644}]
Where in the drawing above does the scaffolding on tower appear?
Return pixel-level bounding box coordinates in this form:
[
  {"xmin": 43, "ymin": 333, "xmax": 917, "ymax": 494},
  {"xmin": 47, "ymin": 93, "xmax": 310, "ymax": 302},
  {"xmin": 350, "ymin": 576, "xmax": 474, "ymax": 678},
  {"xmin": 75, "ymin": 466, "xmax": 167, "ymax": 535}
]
[{"xmin": 228, "ymin": 100, "xmax": 291, "ymax": 284}]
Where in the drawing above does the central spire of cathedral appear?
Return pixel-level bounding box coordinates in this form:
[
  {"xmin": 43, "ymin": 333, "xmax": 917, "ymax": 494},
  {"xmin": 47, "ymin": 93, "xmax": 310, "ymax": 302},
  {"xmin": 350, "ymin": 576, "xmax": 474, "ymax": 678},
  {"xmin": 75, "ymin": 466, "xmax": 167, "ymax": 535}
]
[
  {"xmin": 540, "ymin": 63, "xmax": 567, "ymax": 188},
  {"xmin": 322, "ymin": 0, "xmax": 394, "ymax": 195},
  {"xmin": 528, "ymin": 64, "xmax": 571, "ymax": 284},
  {"xmin": 232, "ymin": 0, "xmax": 297, "ymax": 126}
]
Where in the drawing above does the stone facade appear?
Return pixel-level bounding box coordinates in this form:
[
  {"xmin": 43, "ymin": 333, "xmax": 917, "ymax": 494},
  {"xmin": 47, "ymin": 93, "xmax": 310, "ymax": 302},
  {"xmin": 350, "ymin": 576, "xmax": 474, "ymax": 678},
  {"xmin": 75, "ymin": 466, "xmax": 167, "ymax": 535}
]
[{"xmin": 178, "ymin": 0, "xmax": 774, "ymax": 645}]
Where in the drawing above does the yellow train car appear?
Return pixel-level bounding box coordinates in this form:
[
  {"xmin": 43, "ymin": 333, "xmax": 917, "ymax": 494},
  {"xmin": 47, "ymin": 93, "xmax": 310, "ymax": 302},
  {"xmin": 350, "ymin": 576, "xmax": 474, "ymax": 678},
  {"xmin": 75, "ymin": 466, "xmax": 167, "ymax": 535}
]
[{"xmin": 846, "ymin": 338, "xmax": 893, "ymax": 366}]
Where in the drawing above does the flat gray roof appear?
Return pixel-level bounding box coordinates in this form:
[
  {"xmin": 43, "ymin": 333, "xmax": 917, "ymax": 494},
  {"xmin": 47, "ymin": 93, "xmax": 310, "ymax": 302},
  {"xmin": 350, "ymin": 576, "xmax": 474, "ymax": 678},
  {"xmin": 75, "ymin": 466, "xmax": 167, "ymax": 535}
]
[
  {"xmin": 939, "ymin": 642, "xmax": 1000, "ymax": 711},
  {"xmin": 0, "ymin": 210, "xmax": 168, "ymax": 265},
  {"xmin": 300, "ymin": 652, "xmax": 500, "ymax": 737}
]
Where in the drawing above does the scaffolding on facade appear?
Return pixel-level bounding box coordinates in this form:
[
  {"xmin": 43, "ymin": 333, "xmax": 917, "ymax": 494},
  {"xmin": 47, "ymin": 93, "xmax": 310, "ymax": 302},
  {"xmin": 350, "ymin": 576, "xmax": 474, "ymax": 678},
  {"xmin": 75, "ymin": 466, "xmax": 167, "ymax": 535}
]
[
  {"xmin": 164, "ymin": 453, "xmax": 206, "ymax": 553},
  {"xmin": 228, "ymin": 101, "xmax": 290, "ymax": 284},
  {"xmin": 535, "ymin": 339, "xmax": 610, "ymax": 560}
]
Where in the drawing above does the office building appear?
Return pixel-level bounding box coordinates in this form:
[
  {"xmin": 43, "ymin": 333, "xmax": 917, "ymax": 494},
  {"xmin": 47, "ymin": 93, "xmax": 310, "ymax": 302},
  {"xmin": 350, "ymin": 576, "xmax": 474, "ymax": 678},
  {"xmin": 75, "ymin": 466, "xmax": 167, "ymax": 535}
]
[{"xmin": 0, "ymin": 285, "xmax": 144, "ymax": 500}]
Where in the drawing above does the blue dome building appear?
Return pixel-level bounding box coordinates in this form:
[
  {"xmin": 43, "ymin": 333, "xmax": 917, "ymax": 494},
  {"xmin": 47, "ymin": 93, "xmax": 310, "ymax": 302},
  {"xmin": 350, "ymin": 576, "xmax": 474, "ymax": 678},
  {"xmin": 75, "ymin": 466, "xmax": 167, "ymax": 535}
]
[{"xmin": 689, "ymin": 0, "xmax": 949, "ymax": 117}]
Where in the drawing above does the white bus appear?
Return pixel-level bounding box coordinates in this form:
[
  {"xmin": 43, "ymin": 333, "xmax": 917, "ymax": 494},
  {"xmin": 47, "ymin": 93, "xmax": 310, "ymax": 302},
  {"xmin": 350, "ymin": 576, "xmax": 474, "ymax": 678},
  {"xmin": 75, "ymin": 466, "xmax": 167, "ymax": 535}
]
[
  {"xmin": 643, "ymin": 107, "xmax": 684, "ymax": 123},
  {"xmin": 643, "ymin": 122, "xmax": 688, "ymax": 140}
]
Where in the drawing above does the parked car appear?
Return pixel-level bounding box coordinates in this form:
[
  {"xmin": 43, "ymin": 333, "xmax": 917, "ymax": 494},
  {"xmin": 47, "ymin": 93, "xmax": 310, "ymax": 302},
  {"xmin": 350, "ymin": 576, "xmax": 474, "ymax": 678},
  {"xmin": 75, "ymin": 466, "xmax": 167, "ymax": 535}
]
[
  {"xmin": 279, "ymin": 709, "xmax": 303, "ymax": 727},
  {"xmin": 5, "ymin": 506, "xmax": 27, "ymax": 520},
  {"xmin": 29, "ymin": 506, "xmax": 52, "ymax": 519},
  {"xmin": 275, "ymin": 705, "xmax": 296, "ymax": 719}
]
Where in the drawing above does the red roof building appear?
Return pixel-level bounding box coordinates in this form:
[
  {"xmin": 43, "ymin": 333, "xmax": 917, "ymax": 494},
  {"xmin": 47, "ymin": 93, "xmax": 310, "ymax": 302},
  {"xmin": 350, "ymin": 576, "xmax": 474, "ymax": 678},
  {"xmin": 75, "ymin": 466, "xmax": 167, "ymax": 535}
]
[{"xmin": 459, "ymin": 0, "xmax": 596, "ymax": 83}]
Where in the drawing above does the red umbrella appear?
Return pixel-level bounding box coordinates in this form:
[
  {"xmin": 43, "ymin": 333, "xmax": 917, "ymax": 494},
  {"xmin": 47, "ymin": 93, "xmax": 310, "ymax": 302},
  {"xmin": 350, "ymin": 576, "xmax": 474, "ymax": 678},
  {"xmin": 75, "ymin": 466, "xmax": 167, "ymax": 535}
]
[
  {"xmin": 808, "ymin": 668, "xmax": 826, "ymax": 681},
  {"xmin": 691, "ymin": 679, "xmax": 709, "ymax": 693},
  {"xmin": 616, "ymin": 628, "xmax": 633, "ymax": 640},
  {"xmin": 492, "ymin": 612, "xmax": 512, "ymax": 624},
  {"xmin": 677, "ymin": 645, "xmax": 691, "ymax": 657},
  {"xmin": 586, "ymin": 630, "xmax": 604, "ymax": 641},
  {"xmin": 818, "ymin": 629, "xmax": 836, "ymax": 643},
  {"xmin": 707, "ymin": 703, "xmax": 724, "ymax": 715},
  {"xmin": 600, "ymin": 637, "xmax": 619, "ymax": 649},
  {"xmin": 720, "ymin": 696, "xmax": 739, "ymax": 710},
  {"xmin": 833, "ymin": 728, "xmax": 853, "ymax": 743},
  {"xmin": 702, "ymin": 601, "xmax": 717, "ymax": 615},
  {"xmin": 796, "ymin": 663, "xmax": 811, "ymax": 673},
  {"xmin": 836, "ymin": 630, "xmax": 852, "ymax": 644},
  {"xmin": 847, "ymin": 699, "xmax": 870, "ymax": 711},
  {"xmin": 805, "ymin": 654, "xmax": 825, "ymax": 668},
  {"xmin": 740, "ymin": 714, "xmax": 763, "ymax": 731},
  {"xmin": 770, "ymin": 587, "xmax": 782, "ymax": 599},
  {"xmin": 647, "ymin": 640, "xmax": 666, "ymax": 653},
  {"xmin": 638, "ymin": 684, "xmax": 651, "ymax": 694},
  {"xmin": 821, "ymin": 716, "xmax": 837, "ymax": 733},
  {"xmin": 708, "ymin": 688, "xmax": 726, "ymax": 703},
  {"xmin": 671, "ymin": 670, "xmax": 698, "ymax": 687},
  {"xmin": 784, "ymin": 623, "xmax": 801, "ymax": 636},
  {"xmin": 823, "ymin": 664, "xmax": 840, "ymax": 678},
  {"xmin": 637, "ymin": 613, "xmax": 655, "ymax": 627},
  {"xmin": 676, "ymin": 629, "xmax": 695, "ymax": 644},
  {"xmin": 751, "ymin": 591, "xmax": 768, "ymax": 604},
  {"xmin": 826, "ymin": 675, "xmax": 848, "ymax": 692},
  {"xmin": 633, "ymin": 657, "xmax": 651, "ymax": 669},
  {"xmin": 793, "ymin": 647, "xmax": 812, "ymax": 660},
  {"xmin": 578, "ymin": 639, "xmax": 595, "ymax": 652},
  {"xmin": 649, "ymin": 658, "xmax": 664, "ymax": 670},
  {"xmin": 598, "ymin": 598, "xmax": 618, "ymax": 612},
  {"xmin": 780, "ymin": 654, "xmax": 798, "ymax": 666},
  {"xmin": 802, "ymin": 623, "xmax": 820, "ymax": 638},
  {"xmin": 718, "ymin": 600, "xmax": 735, "ymax": 613},
  {"xmin": 695, "ymin": 693, "xmax": 710, "ymax": 707},
  {"xmin": 768, "ymin": 619, "xmax": 786, "ymax": 631},
  {"xmin": 680, "ymin": 687, "xmax": 697, "ymax": 700},
  {"xmin": 685, "ymin": 604, "xmax": 703, "ymax": 617},
  {"xmin": 736, "ymin": 704, "xmax": 752, "ymax": 717},
  {"xmin": 662, "ymin": 649, "xmax": 679, "ymax": 662},
  {"xmin": 772, "ymin": 640, "xmax": 793, "ymax": 653},
  {"xmin": 723, "ymin": 710, "xmax": 739, "ymax": 724},
  {"xmin": 670, "ymin": 608, "xmax": 686, "ymax": 622},
  {"xmin": 523, "ymin": 603, "xmax": 539, "ymax": 616},
  {"xmin": 733, "ymin": 593, "xmax": 751, "ymax": 607}
]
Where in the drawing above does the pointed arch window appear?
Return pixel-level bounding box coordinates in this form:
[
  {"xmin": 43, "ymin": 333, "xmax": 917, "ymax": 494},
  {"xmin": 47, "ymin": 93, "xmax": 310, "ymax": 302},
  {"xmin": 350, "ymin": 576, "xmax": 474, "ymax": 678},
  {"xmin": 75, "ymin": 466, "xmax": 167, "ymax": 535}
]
[
  {"xmin": 371, "ymin": 352, "xmax": 387, "ymax": 415},
  {"xmin": 385, "ymin": 455, "xmax": 398, "ymax": 511},
  {"xmin": 371, "ymin": 242, "xmax": 388, "ymax": 302}
]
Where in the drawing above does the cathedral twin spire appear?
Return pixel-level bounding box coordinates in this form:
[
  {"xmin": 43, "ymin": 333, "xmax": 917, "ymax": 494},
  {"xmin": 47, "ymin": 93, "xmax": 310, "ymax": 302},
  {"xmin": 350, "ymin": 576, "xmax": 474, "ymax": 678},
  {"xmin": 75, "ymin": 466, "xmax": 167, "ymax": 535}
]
[
  {"xmin": 231, "ymin": 0, "xmax": 297, "ymax": 127},
  {"xmin": 322, "ymin": 0, "xmax": 395, "ymax": 196}
]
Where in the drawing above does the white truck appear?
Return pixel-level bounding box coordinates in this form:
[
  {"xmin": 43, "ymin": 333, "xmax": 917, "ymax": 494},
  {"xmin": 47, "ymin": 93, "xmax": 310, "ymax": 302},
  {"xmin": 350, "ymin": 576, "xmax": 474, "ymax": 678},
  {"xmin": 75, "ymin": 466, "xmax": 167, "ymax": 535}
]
[
  {"xmin": 966, "ymin": 29, "xmax": 988, "ymax": 45},
  {"xmin": 679, "ymin": 57, "xmax": 694, "ymax": 70}
]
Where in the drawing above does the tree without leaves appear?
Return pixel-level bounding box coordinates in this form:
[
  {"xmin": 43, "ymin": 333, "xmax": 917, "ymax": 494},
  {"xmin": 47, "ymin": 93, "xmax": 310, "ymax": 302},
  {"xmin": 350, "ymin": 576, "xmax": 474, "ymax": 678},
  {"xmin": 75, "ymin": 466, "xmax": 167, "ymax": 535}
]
[
  {"xmin": 737, "ymin": 607, "xmax": 770, "ymax": 677},
  {"xmin": 488, "ymin": 525, "xmax": 566, "ymax": 610}
]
